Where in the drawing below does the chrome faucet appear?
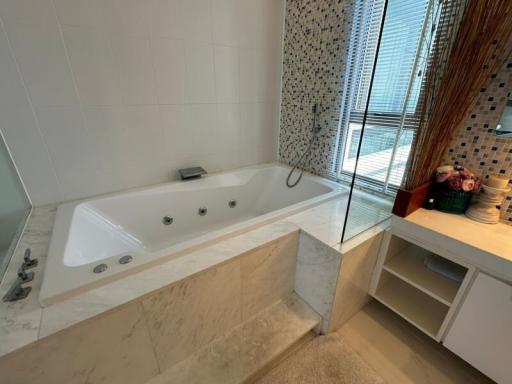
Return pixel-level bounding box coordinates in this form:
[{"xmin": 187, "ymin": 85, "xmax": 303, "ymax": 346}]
[{"xmin": 2, "ymin": 248, "xmax": 37, "ymax": 302}]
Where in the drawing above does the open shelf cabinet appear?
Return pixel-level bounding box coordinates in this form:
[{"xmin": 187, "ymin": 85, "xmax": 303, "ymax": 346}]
[
  {"xmin": 374, "ymin": 271, "xmax": 449, "ymax": 338},
  {"xmin": 370, "ymin": 231, "xmax": 473, "ymax": 341},
  {"xmin": 382, "ymin": 244, "xmax": 465, "ymax": 306}
]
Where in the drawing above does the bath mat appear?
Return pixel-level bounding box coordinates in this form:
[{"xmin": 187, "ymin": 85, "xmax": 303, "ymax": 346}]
[{"xmin": 255, "ymin": 333, "xmax": 385, "ymax": 384}]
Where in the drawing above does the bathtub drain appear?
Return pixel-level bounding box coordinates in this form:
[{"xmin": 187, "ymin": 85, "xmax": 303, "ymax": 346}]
[
  {"xmin": 93, "ymin": 264, "xmax": 108, "ymax": 274},
  {"xmin": 119, "ymin": 255, "xmax": 133, "ymax": 264},
  {"xmin": 162, "ymin": 216, "xmax": 174, "ymax": 225}
]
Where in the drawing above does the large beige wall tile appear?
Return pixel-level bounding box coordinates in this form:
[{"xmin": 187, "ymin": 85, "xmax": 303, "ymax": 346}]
[
  {"xmin": 328, "ymin": 233, "xmax": 383, "ymax": 332},
  {"xmin": 0, "ymin": 302, "xmax": 159, "ymax": 384},
  {"xmin": 141, "ymin": 260, "xmax": 241, "ymax": 371},
  {"xmin": 241, "ymin": 233, "xmax": 299, "ymax": 320}
]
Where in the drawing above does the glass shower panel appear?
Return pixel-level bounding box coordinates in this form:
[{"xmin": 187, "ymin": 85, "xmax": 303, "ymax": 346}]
[
  {"xmin": 341, "ymin": 0, "xmax": 433, "ymax": 242},
  {"xmin": 0, "ymin": 133, "xmax": 31, "ymax": 280}
]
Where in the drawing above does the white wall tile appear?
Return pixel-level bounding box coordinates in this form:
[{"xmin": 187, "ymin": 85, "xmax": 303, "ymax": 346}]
[
  {"xmin": 214, "ymin": 45, "xmax": 239, "ymax": 103},
  {"xmin": 161, "ymin": 104, "xmax": 216, "ymax": 161},
  {"xmin": 212, "ymin": 0, "xmax": 239, "ymax": 46},
  {"xmin": 36, "ymin": 107, "xmax": 99, "ymax": 174},
  {"xmin": 54, "ymin": 0, "xmax": 111, "ymax": 30},
  {"xmin": 0, "ymin": 0, "xmax": 57, "ymax": 26},
  {"xmin": 240, "ymin": 102, "xmax": 278, "ymax": 161},
  {"xmin": 118, "ymin": 106, "xmax": 164, "ymax": 167},
  {"xmin": 182, "ymin": 0, "xmax": 212, "ymax": 43},
  {"xmin": 238, "ymin": 0, "xmax": 283, "ymax": 50},
  {"xmin": 111, "ymin": 34, "xmax": 156, "ymax": 105},
  {"xmin": 0, "ymin": 108, "xmax": 61, "ymax": 205},
  {"xmin": 147, "ymin": 0, "xmax": 183, "ymax": 40},
  {"xmin": 239, "ymin": 48, "xmax": 279, "ymax": 103},
  {"xmin": 108, "ymin": 0, "xmax": 150, "ymax": 38},
  {"xmin": 214, "ymin": 103, "xmax": 240, "ymax": 154},
  {"xmin": 160, "ymin": 104, "xmax": 185, "ymax": 161},
  {"xmin": 57, "ymin": 168, "xmax": 121, "ymax": 201},
  {"xmin": 82, "ymin": 107, "xmax": 126, "ymax": 172},
  {"xmin": 0, "ymin": 24, "xmax": 27, "ymax": 109},
  {"xmin": 148, "ymin": 0, "xmax": 212, "ymax": 42},
  {"xmin": 5, "ymin": 21, "xmax": 78, "ymax": 107},
  {"xmin": 0, "ymin": 0, "xmax": 284, "ymax": 205},
  {"xmin": 62, "ymin": 26, "xmax": 121, "ymax": 106},
  {"xmin": 151, "ymin": 37, "xmax": 186, "ymax": 105},
  {"xmin": 184, "ymin": 42, "xmax": 216, "ymax": 103}
]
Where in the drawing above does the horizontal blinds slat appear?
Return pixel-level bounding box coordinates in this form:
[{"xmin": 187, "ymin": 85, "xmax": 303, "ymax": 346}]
[{"xmin": 329, "ymin": 0, "xmax": 442, "ymax": 191}]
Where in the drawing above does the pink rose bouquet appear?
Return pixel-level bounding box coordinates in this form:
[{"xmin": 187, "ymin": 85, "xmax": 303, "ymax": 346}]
[{"xmin": 435, "ymin": 165, "xmax": 480, "ymax": 192}]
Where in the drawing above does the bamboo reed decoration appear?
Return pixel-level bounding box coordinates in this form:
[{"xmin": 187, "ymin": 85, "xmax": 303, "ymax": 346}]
[{"xmin": 404, "ymin": 0, "xmax": 512, "ymax": 190}]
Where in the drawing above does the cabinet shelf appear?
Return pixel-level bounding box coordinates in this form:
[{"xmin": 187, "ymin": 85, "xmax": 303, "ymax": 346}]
[
  {"xmin": 383, "ymin": 245, "xmax": 464, "ymax": 306},
  {"xmin": 375, "ymin": 271, "xmax": 449, "ymax": 339}
]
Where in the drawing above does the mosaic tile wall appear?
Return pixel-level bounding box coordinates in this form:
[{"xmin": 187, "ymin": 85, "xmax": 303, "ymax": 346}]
[
  {"xmin": 279, "ymin": 0, "xmax": 354, "ymax": 178},
  {"xmin": 443, "ymin": 56, "xmax": 512, "ymax": 224}
]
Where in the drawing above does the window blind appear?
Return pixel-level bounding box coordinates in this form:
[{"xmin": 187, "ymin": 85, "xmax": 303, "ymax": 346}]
[{"xmin": 332, "ymin": 0, "xmax": 441, "ymax": 194}]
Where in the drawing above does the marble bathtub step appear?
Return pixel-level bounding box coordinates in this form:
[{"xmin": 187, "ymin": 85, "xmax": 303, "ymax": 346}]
[{"xmin": 147, "ymin": 293, "xmax": 321, "ymax": 384}]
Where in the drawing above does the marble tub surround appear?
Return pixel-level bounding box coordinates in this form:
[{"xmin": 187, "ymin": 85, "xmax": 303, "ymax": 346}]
[
  {"xmin": 294, "ymin": 232, "xmax": 342, "ymax": 333},
  {"xmin": 141, "ymin": 232, "xmax": 298, "ymax": 372},
  {"xmin": 146, "ymin": 294, "xmax": 321, "ymax": 384},
  {"xmin": 241, "ymin": 232, "xmax": 298, "ymax": 320},
  {"xmin": 38, "ymin": 221, "xmax": 298, "ymax": 338},
  {"xmin": 293, "ymin": 228, "xmax": 385, "ymax": 334},
  {"xmin": 0, "ymin": 218, "xmax": 298, "ymax": 356},
  {"xmin": 0, "ymin": 230, "xmax": 304, "ymax": 384},
  {"xmin": 142, "ymin": 260, "xmax": 242, "ymax": 371},
  {"xmin": 286, "ymin": 196, "xmax": 348, "ymax": 246},
  {"xmin": 0, "ymin": 302, "xmax": 159, "ymax": 384},
  {"xmin": 0, "ymin": 188, "xmax": 391, "ymax": 359},
  {"xmin": 328, "ymin": 232, "xmax": 384, "ymax": 332}
]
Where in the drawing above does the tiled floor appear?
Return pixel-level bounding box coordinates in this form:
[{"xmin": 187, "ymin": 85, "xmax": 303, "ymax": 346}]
[{"xmin": 257, "ymin": 300, "xmax": 494, "ymax": 384}]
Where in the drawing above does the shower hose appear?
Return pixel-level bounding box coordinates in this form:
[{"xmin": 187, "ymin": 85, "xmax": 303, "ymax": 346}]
[{"xmin": 286, "ymin": 104, "xmax": 321, "ymax": 188}]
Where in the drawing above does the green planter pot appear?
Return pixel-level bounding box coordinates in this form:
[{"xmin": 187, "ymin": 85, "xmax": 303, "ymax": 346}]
[{"xmin": 436, "ymin": 190, "xmax": 473, "ymax": 214}]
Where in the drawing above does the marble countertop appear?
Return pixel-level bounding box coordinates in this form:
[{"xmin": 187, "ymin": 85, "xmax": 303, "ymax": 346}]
[{"xmin": 392, "ymin": 209, "xmax": 512, "ymax": 282}]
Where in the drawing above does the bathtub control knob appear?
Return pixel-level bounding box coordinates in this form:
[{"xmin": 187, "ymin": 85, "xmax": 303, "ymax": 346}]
[
  {"xmin": 119, "ymin": 255, "xmax": 133, "ymax": 265},
  {"xmin": 228, "ymin": 199, "xmax": 237, "ymax": 208},
  {"xmin": 162, "ymin": 216, "xmax": 174, "ymax": 225},
  {"xmin": 198, "ymin": 207, "xmax": 208, "ymax": 216},
  {"xmin": 93, "ymin": 264, "xmax": 108, "ymax": 274}
]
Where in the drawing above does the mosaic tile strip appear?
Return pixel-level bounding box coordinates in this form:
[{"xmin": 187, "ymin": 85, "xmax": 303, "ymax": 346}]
[
  {"xmin": 443, "ymin": 55, "xmax": 512, "ymax": 224},
  {"xmin": 279, "ymin": 0, "xmax": 354, "ymax": 178}
]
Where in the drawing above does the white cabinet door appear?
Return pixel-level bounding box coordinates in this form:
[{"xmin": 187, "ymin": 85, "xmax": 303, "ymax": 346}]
[{"xmin": 444, "ymin": 272, "xmax": 512, "ymax": 384}]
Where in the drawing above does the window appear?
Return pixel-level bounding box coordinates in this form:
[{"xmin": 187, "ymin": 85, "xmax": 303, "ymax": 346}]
[{"xmin": 332, "ymin": 0, "xmax": 440, "ymax": 194}]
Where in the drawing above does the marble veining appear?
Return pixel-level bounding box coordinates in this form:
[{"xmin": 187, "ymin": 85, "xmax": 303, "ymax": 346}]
[
  {"xmin": 146, "ymin": 294, "xmax": 321, "ymax": 384},
  {"xmin": 295, "ymin": 232, "xmax": 342, "ymax": 333},
  {"xmin": 142, "ymin": 259, "xmax": 242, "ymax": 371},
  {"xmin": 0, "ymin": 302, "xmax": 159, "ymax": 384},
  {"xmin": 286, "ymin": 198, "xmax": 348, "ymax": 247},
  {"xmin": 241, "ymin": 232, "xmax": 299, "ymax": 320}
]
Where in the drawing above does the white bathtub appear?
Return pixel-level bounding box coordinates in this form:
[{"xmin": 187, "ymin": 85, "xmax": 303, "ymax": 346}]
[{"xmin": 40, "ymin": 163, "xmax": 346, "ymax": 305}]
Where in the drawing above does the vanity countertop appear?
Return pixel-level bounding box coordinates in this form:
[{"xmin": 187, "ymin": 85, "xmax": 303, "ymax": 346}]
[{"xmin": 392, "ymin": 208, "xmax": 512, "ymax": 282}]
